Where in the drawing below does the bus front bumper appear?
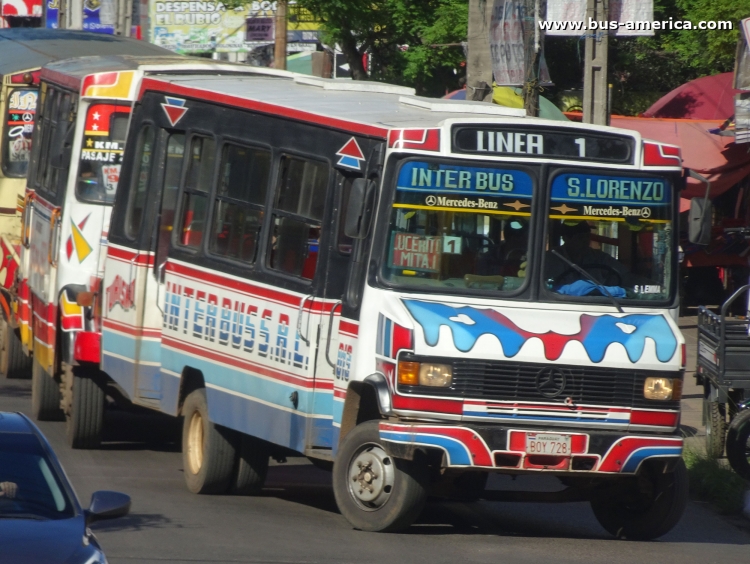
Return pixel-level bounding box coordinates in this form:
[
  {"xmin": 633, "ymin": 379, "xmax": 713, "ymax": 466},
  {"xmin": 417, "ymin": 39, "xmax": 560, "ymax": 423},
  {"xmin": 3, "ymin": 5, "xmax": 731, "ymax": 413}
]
[{"xmin": 379, "ymin": 421, "xmax": 683, "ymax": 475}]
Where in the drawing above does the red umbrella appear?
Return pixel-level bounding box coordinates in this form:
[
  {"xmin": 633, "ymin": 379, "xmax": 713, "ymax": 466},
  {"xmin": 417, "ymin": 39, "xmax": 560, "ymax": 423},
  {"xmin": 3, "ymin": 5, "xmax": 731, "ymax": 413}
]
[{"xmin": 642, "ymin": 72, "xmax": 741, "ymax": 120}]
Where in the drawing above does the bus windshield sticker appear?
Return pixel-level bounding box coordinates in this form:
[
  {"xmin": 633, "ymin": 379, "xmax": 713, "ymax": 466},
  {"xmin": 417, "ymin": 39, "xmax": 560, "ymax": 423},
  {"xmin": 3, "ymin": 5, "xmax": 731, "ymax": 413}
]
[
  {"xmin": 336, "ymin": 137, "xmax": 365, "ymax": 170},
  {"xmin": 549, "ymin": 173, "xmax": 670, "ymax": 222},
  {"xmin": 161, "ymin": 96, "xmax": 188, "ymax": 126},
  {"xmin": 453, "ymin": 126, "xmax": 634, "ymax": 164},
  {"xmin": 391, "ymin": 233, "xmax": 442, "ymax": 272},
  {"xmin": 395, "ymin": 161, "xmax": 533, "ymax": 213},
  {"xmin": 6, "ymin": 89, "xmax": 37, "ymax": 165}
]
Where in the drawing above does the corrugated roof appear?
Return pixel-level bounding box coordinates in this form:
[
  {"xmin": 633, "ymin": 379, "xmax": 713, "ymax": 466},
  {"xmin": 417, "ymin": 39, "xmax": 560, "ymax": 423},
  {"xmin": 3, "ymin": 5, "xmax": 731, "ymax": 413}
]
[{"xmin": 0, "ymin": 28, "xmax": 176, "ymax": 76}]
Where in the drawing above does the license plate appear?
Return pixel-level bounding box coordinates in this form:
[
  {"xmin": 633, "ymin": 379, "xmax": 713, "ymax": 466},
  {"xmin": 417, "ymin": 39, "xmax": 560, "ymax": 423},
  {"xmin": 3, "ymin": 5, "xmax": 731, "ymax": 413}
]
[{"xmin": 525, "ymin": 433, "xmax": 571, "ymax": 456}]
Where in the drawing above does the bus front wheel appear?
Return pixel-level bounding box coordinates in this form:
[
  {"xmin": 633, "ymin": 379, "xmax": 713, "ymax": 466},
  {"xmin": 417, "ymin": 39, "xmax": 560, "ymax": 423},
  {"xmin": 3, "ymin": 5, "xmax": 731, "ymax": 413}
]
[
  {"xmin": 181, "ymin": 388, "xmax": 236, "ymax": 494},
  {"xmin": 333, "ymin": 420, "xmax": 429, "ymax": 532},
  {"xmin": 590, "ymin": 459, "xmax": 688, "ymax": 540}
]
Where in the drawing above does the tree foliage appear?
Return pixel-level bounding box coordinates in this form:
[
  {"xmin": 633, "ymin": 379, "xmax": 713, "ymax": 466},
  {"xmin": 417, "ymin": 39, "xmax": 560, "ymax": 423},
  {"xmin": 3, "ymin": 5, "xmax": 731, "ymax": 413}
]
[{"xmin": 296, "ymin": 0, "xmax": 468, "ymax": 95}]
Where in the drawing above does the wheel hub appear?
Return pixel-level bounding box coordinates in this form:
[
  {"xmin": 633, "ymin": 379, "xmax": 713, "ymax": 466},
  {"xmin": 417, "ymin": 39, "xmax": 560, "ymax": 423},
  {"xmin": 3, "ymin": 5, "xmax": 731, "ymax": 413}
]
[
  {"xmin": 348, "ymin": 444, "xmax": 395, "ymax": 510},
  {"xmin": 187, "ymin": 411, "xmax": 204, "ymax": 475}
]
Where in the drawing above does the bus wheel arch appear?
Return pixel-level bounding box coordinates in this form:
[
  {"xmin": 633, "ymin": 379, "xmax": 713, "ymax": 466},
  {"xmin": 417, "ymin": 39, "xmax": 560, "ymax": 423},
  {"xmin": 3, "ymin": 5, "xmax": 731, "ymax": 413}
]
[{"xmin": 338, "ymin": 375, "xmax": 389, "ymax": 445}]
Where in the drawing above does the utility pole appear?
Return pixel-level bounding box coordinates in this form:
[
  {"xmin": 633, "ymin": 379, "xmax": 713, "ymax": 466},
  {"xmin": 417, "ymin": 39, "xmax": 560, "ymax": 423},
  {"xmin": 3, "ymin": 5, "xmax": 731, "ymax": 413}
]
[
  {"xmin": 274, "ymin": 0, "xmax": 288, "ymax": 71},
  {"xmin": 582, "ymin": 0, "xmax": 609, "ymax": 125},
  {"xmin": 466, "ymin": 0, "xmax": 493, "ymax": 102},
  {"xmin": 523, "ymin": 0, "xmax": 544, "ymax": 117}
]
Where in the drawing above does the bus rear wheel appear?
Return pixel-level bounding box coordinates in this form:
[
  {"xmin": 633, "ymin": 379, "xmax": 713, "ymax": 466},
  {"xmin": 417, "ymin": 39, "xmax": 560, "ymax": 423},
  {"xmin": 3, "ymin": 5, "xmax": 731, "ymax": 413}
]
[
  {"xmin": 31, "ymin": 357, "xmax": 63, "ymax": 421},
  {"xmin": 590, "ymin": 459, "xmax": 688, "ymax": 540},
  {"xmin": 333, "ymin": 420, "xmax": 429, "ymax": 532},
  {"xmin": 231, "ymin": 433, "xmax": 270, "ymax": 495},
  {"xmin": 182, "ymin": 388, "xmax": 236, "ymax": 494},
  {"xmin": 63, "ymin": 364, "xmax": 105, "ymax": 449},
  {"xmin": 0, "ymin": 319, "xmax": 30, "ymax": 379}
]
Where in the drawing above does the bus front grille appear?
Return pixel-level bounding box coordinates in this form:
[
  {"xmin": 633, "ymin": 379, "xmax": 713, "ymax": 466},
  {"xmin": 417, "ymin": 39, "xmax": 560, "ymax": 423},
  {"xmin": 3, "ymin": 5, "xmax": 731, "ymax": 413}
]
[{"xmin": 398, "ymin": 359, "xmax": 680, "ymax": 411}]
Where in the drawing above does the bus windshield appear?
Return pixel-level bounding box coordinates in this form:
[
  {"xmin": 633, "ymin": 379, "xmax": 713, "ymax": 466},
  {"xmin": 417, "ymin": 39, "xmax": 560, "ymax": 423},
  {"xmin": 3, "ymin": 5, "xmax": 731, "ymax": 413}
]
[
  {"xmin": 543, "ymin": 172, "xmax": 674, "ymax": 302},
  {"xmin": 76, "ymin": 103, "xmax": 130, "ymax": 204},
  {"xmin": 382, "ymin": 159, "xmax": 534, "ymax": 293}
]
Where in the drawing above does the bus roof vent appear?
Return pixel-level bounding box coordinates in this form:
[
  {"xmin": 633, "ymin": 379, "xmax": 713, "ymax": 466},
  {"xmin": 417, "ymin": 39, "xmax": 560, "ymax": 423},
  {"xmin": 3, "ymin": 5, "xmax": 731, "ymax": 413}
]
[
  {"xmin": 294, "ymin": 75, "xmax": 416, "ymax": 96},
  {"xmin": 399, "ymin": 95, "xmax": 527, "ymax": 117}
]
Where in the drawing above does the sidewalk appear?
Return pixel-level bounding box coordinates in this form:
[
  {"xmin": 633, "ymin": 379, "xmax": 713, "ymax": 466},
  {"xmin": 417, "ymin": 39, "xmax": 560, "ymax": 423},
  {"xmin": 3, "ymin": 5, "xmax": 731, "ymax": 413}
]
[{"xmin": 678, "ymin": 316, "xmax": 704, "ymax": 452}]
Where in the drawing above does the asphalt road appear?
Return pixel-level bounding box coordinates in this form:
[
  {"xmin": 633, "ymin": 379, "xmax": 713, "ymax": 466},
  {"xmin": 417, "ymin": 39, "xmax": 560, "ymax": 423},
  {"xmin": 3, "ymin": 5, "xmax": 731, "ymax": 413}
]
[{"xmin": 2, "ymin": 377, "xmax": 749, "ymax": 564}]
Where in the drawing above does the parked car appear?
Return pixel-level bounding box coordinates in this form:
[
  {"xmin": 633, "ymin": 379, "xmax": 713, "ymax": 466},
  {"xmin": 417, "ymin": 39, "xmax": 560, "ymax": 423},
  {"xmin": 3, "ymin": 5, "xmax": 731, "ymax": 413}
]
[{"xmin": 0, "ymin": 411, "xmax": 130, "ymax": 562}]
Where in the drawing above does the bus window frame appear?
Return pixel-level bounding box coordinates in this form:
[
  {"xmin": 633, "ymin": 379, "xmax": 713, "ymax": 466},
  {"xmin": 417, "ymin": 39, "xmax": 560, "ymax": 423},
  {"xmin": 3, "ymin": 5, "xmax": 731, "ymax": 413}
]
[
  {"xmin": 1, "ymin": 86, "xmax": 38, "ymax": 179},
  {"xmin": 74, "ymin": 100, "xmax": 132, "ymax": 206},
  {"xmin": 263, "ymin": 150, "xmax": 332, "ymax": 285},
  {"xmin": 123, "ymin": 122, "xmax": 159, "ymax": 242},
  {"xmin": 538, "ymin": 166, "xmax": 680, "ymax": 309},
  {"xmin": 172, "ymin": 131, "xmax": 220, "ymax": 255},
  {"xmin": 204, "ymin": 138, "xmax": 273, "ymax": 270},
  {"xmin": 370, "ymin": 153, "xmax": 540, "ymax": 302}
]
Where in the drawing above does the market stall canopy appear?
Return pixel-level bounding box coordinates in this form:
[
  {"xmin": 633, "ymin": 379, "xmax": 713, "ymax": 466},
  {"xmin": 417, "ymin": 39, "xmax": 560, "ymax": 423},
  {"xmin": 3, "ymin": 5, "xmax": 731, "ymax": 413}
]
[
  {"xmin": 642, "ymin": 72, "xmax": 741, "ymax": 120},
  {"xmin": 610, "ymin": 115, "xmax": 750, "ymax": 200}
]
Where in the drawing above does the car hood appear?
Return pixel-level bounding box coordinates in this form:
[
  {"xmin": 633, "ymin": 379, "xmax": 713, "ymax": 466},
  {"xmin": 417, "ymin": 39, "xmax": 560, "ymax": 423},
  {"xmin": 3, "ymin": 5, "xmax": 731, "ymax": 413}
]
[{"xmin": 0, "ymin": 516, "xmax": 90, "ymax": 563}]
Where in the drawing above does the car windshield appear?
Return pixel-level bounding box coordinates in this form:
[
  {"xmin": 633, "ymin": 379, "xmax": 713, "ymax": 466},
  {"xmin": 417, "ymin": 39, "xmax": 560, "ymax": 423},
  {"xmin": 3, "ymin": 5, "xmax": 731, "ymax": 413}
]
[
  {"xmin": 0, "ymin": 433, "xmax": 75, "ymax": 520},
  {"xmin": 543, "ymin": 172, "xmax": 674, "ymax": 301},
  {"xmin": 382, "ymin": 159, "xmax": 534, "ymax": 293},
  {"xmin": 76, "ymin": 103, "xmax": 130, "ymax": 204}
]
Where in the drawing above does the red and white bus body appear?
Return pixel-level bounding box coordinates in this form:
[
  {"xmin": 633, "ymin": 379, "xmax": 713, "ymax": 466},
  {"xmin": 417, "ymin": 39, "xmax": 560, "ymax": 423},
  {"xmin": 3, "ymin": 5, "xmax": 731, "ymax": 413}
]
[
  {"xmin": 101, "ymin": 73, "xmax": 687, "ymax": 533},
  {"xmin": 22, "ymin": 56, "xmax": 290, "ymax": 435}
]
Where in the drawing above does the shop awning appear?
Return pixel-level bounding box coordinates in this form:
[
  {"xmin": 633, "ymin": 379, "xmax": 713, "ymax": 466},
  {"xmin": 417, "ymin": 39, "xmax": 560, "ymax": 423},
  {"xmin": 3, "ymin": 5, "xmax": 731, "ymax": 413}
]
[{"xmin": 642, "ymin": 72, "xmax": 741, "ymax": 121}]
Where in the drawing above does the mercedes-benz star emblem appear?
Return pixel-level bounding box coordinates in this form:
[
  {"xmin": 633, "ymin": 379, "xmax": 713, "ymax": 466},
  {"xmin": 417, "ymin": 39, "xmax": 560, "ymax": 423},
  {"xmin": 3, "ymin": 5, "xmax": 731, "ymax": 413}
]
[
  {"xmin": 425, "ymin": 195, "xmax": 437, "ymax": 206},
  {"xmin": 535, "ymin": 367, "xmax": 567, "ymax": 398}
]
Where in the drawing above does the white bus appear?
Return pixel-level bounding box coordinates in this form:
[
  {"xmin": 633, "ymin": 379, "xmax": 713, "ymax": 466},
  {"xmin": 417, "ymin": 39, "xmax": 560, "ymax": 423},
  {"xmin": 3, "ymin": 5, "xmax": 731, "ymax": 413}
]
[
  {"xmin": 99, "ymin": 73, "xmax": 686, "ymax": 537},
  {"xmin": 22, "ymin": 56, "xmax": 290, "ymax": 450}
]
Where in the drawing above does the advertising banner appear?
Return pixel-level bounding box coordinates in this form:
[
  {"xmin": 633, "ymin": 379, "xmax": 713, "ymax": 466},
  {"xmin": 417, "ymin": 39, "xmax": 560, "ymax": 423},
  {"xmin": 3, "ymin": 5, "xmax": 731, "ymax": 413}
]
[
  {"xmin": 1, "ymin": 0, "xmax": 42, "ymax": 16},
  {"xmin": 151, "ymin": 0, "xmax": 320, "ymax": 54},
  {"xmin": 82, "ymin": 0, "xmax": 115, "ymax": 33},
  {"xmin": 545, "ymin": 0, "xmax": 654, "ymax": 36}
]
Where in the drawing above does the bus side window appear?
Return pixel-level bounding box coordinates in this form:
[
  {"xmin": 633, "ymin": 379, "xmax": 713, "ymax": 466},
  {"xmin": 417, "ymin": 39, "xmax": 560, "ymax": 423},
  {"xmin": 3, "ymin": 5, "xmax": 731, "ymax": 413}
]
[
  {"xmin": 33, "ymin": 87, "xmax": 58, "ymax": 190},
  {"xmin": 208, "ymin": 143, "xmax": 270, "ymax": 264},
  {"xmin": 268, "ymin": 156, "xmax": 329, "ymax": 280},
  {"xmin": 124, "ymin": 125, "xmax": 156, "ymax": 240},
  {"xmin": 155, "ymin": 132, "xmax": 186, "ymax": 269},
  {"xmin": 27, "ymin": 82, "xmax": 48, "ymax": 188},
  {"xmin": 178, "ymin": 136, "xmax": 216, "ymax": 249}
]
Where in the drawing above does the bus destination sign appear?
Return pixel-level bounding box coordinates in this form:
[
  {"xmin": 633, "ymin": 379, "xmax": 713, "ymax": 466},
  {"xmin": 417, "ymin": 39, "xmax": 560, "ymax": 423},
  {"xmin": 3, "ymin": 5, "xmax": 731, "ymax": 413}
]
[{"xmin": 452, "ymin": 126, "xmax": 635, "ymax": 165}]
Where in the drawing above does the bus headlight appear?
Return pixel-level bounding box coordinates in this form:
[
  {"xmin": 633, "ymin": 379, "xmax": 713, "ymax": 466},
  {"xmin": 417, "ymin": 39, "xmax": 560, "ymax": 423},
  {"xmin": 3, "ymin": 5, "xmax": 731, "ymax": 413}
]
[
  {"xmin": 644, "ymin": 377, "xmax": 682, "ymax": 401},
  {"xmin": 419, "ymin": 363, "xmax": 452, "ymax": 387}
]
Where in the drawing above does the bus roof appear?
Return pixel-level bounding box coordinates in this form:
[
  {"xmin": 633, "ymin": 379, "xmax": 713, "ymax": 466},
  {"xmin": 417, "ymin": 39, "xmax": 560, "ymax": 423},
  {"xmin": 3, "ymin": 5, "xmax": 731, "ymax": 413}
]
[
  {"xmin": 40, "ymin": 56, "xmax": 289, "ymax": 97},
  {"xmin": 0, "ymin": 28, "xmax": 175, "ymax": 76},
  {"xmin": 138, "ymin": 74, "xmax": 650, "ymax": 143}
]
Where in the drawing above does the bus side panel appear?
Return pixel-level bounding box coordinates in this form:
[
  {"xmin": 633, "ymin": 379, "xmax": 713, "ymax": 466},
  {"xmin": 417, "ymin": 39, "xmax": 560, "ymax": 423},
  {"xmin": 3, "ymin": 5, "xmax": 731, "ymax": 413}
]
[{"xmin": 161, "ymin": 260, "xmax": 322, "ymax": 454}]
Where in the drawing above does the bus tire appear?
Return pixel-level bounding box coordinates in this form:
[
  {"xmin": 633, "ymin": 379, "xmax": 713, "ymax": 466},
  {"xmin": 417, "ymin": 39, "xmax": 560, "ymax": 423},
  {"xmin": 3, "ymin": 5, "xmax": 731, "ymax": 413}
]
[
  {"xmin": 231, "ymin": 434, "xmax": 270, "ymax": 495},
  {"xmin": 590, "ymin": 459, "xmax": 688, "ymax": 540},
  {"xmin": 726, "ymin": 409, "xmax": 750, "ymax": 481},
  {"xmin": 65, "ymin": 365, "xmax": 105, "ymax": 449},
  {"xmin": 31, "ymin": 357, "xmax": 63, "ymax": 421},
  {"xmin": 182, "ymin": 388, "xmax": 236, "ymax": 494},
  {"xmin": 705, "ymin": 400, "xmax": 727, "ymax": 458},
  {"xmin": 332, "ymin": 420, "xmax": 428, "ymax": 532},
  {"xmin": 0, "ymin": 319, "xmax": 30, "ymax": 379}
]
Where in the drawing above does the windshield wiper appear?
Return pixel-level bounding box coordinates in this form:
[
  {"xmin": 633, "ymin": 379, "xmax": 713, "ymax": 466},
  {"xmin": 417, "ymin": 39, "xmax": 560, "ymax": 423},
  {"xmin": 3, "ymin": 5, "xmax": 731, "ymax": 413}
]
[{"xmin": 551, "ymin": 250, "xmax": 624, "ymax": 314}]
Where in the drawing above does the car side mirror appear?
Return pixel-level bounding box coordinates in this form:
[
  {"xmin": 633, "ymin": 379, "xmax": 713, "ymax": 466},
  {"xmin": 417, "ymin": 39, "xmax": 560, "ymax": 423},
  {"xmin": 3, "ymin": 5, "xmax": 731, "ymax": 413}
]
[
  {"xmin": 687, "ymin": 169, "xmax": 712, "ymax": 245},
  {"xmin": 344, "ymin": 178, "xmax": 376, "ymax": 239},
  {"xmin": 85, "ymin": 491, "xmax": 131, "ymax": 525}
]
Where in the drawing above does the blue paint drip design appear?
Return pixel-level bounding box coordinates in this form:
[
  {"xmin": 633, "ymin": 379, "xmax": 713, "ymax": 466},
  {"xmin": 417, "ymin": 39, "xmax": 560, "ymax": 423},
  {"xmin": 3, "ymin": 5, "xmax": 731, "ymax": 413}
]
[{"xmin": 402, "ymin": 300, "xmax": 678, "ymax": 364}]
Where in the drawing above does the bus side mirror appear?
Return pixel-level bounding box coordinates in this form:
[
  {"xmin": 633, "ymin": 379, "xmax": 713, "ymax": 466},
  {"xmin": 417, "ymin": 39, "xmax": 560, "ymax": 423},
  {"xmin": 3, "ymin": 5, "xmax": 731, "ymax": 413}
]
[
  {"xmin": 687, "ymin": 169, "xmax": 712, "ymax": 245},
  {"xmin": 345, "ymin": 178, "xmax": 375, "ymax": 239}
]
